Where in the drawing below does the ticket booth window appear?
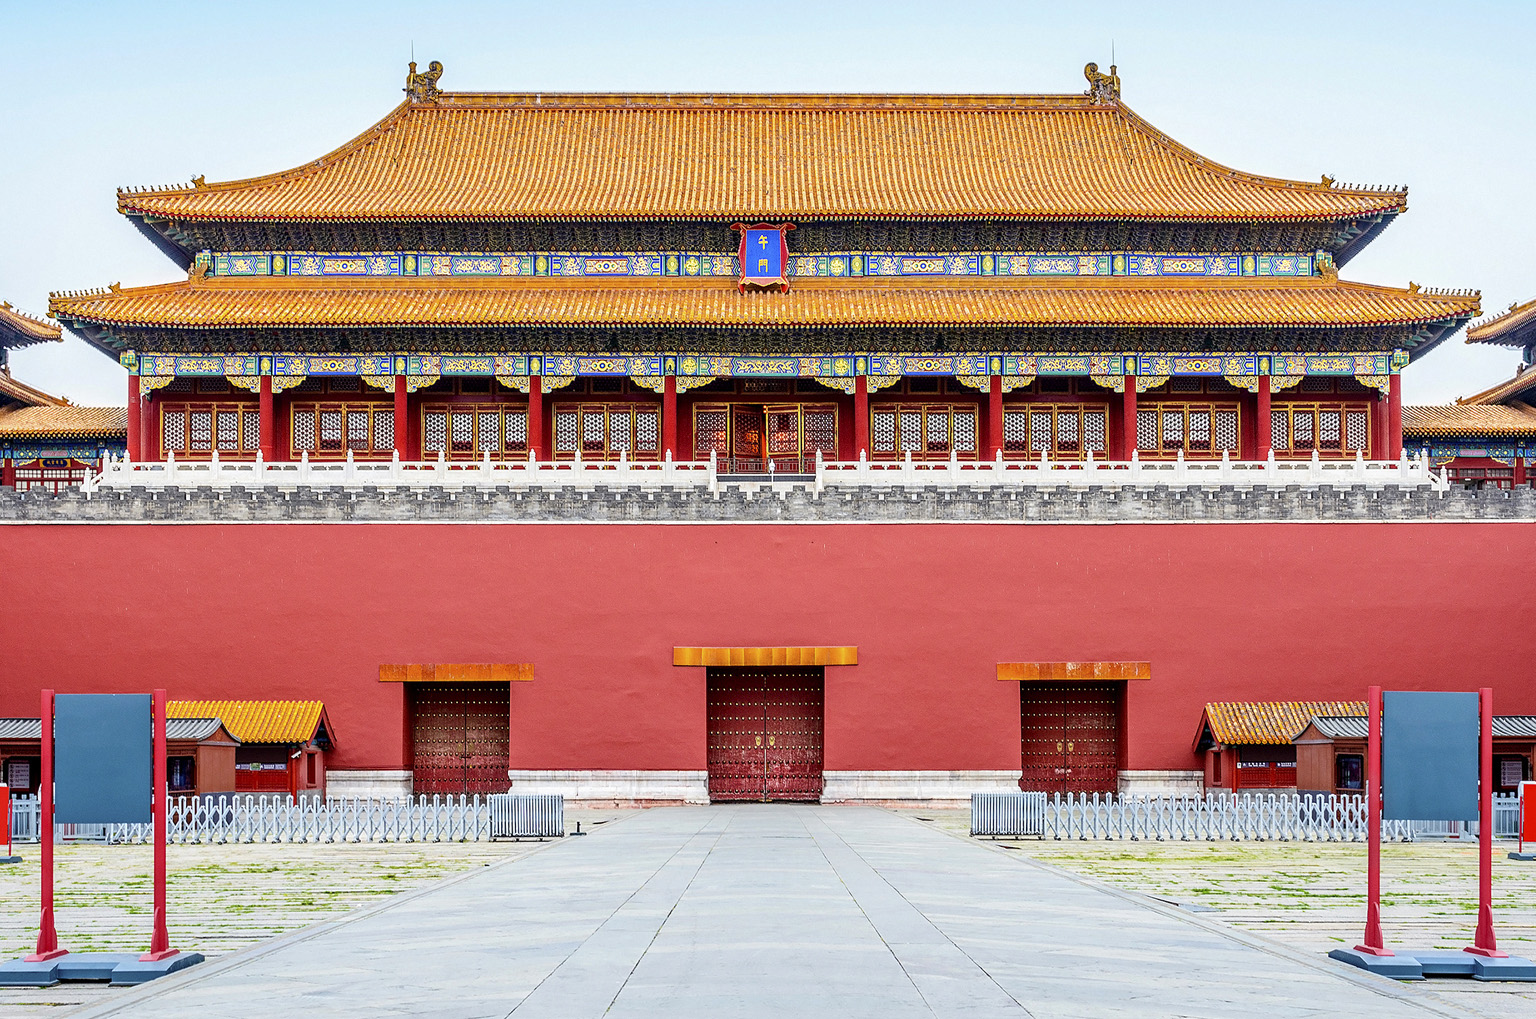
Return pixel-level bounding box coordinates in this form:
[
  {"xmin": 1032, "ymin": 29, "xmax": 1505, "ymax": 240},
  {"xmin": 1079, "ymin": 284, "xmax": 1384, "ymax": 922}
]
[{"xmin": 1335, "ymin": 753, "xmax": 1364, "ymax": 792}]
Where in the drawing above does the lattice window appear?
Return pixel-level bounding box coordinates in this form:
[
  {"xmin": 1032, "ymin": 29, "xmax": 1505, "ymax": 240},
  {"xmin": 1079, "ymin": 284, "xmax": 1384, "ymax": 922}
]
[
  {"xmin": 1136, "ymin": 409, "xmax": 1157, "ymax": 450},
  {"xmin": 293, "ymin": 378, "xmax": 323, "ymax": 394},
  {"xmin": 165, "ymin": 378, "xmax": 194, "ymax": 394},
  {"xmin": 1029, "ymin": 411, "xmax": 1051, "ymax": 452},
  {"xmin": 1055, "ymin": 411, "xmax": 1080, "ymax": 452},
  {"xmin": 899, "ymin": 410, "xmax": 922, "ymax": 452},
  {"xmin": 1084, "ymin": 410, "xmax": 1106, "ymax": 452},
  {"xmin": 189, "ymin": 410, "xmax": 213, "ymax": 451},
  {"xmin": 373, "ymin": 412, "xmax": 394, "ymax": 451},
  {"xmin": 766, "ymin": 410, "xmax": 798, "ymax": 454},
  {"xmin": 1214, "ymin": 410, "xmax": 1239, "ymax": 451},
  {"xmin": 924, "ymin": 410, "xmax": 950, "ymax": 453},
  {"xmin": 695, "ymin": 409, "xmax": 729, "ymax": 454},
  {"xmin": 162, "ymin": 412, "xmax": 186, "ymax": 452},
  {"xmin": 216, "ymin": 410, "xmax": 239, "ymax": 450},
  {"xmin": 1003, "ymin": 410, "xmax": 1028, "ymax": 451},
  {"xmin": 872, "ymin": 410, "xmax": 897, "ymax": 453},
  {"xmin": 581, "ymin": 409, "xmax": 606, "ymax": 453},
  {"xmin": 1293, "ymin": 412, "xmax": 1314, "ymax": 449},
  {"xmin": 1301, "ymin": 377, "xmax": 1334, "ymax": 393},
  {"xmin": 1187, "ymin": 410, "xmax": 1211, "ymax": 452},
  {"xmin": 1319, "ymin": 410, "xmax": 1342, "ymax": 451},
  {"xmin": 242, "ymin": 411, "xmax": 260, "ymax": 452},
  {"xmin": 478, "ymin": 411, "xmax": 501, "ymax": 454},
  {"xmin": 292, "ymin": 410, "xmax": 316, "ymax": 451},
  {"xmin": 318, "ymin": 410, "xmax": 343, "ymax": 451},
  {"xmin": 635, "ymin": 409, "xmax": 658, "ymax": 452},
  {"xmin": 327, "ymin": 377, "xmax": 361, "ymax": 393},
  {"xmin": 424, "ymin": 410, "xmax": 448, "ymax": 453},
  {"xmin": 804, "ymin": 409, "xmax": 837, "ymax": 454},
  {"xmin": 198, "ymin": 378, "xmax": 229, "ymax": 395},
  {"xmin": 1160, "ymin": 409, "xmax": 1184, "ymax": 448},
  {"xmin": 347, "ymin": 410, "xmax": 370, "ymax": 451},
  {"xmin": 1346, "ymin": 410, "xmax": 1369, "ymax": 453},
  {"xmin": 554, "ymin": 410, "xmax": 578, "ymax": 452},
  {"xmin": 953, "ymin": 409, "xmax": 977, "ymax": 452},
  {"xmin": 1271, "ymin": 410, "xmax": 1288, "ymax": 450},
  {"xmin": 503, "ymin": 410, "xmax": 527, "ymax": 453},
  {"xmin": 1170, "ymin": 378, "xmax": 1202, "ymax": 393},
  {"xmin": 610, "ymin": 410, "xmax": 633, "ymax": 452},
  {"xmin": 450, "ymin": 411, "xmax": 474, "ymax": 453}
]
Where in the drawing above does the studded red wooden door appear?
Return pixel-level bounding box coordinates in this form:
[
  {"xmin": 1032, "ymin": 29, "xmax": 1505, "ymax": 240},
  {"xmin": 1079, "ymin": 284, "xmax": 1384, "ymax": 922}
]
[
  {"xmin": 707, "ymin": 667, "xmax": 823, "ymax": 801},
  {"xmin": 1020, "ymin": 681, "xmax": 1121, "ymax": 794},
  {"xmin": 409, "ymin": 682, "xmax": 511, "ymax": 796}
]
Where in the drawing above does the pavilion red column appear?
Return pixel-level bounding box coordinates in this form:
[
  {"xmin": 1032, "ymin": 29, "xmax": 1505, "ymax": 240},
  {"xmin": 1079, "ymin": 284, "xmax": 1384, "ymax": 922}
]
[
  {"xmin": 258, "ymin": 375, "xmax": 276, "ymax": 460},
  {"xmin": 528, "ymin": 375, "xmax": 545, "ymax": 459},
  {"xmin": 987, "ymin": 375, "xmax": 1003, "ymax": 459},
  {"xmin": 393, "ymin": 375, "xmax": 408, "ymax": 458},
  {"xmin": 663, "ymin": 375, "xmax": 678, "ymax": 459},
  {"xmin": 1119, "ymin": 375, "xmax": 1136, "ymax": 460},
  {"xmin": 1388, "ymin": 373, "xmax": 1403, "ymax": 459},
  {"xmin": 127, "ymin": 373, "xmax": 142, "ymax": 461},
  {"xmin": 1255, "ymin": 375, "xmax": 1271, "ymax": 460},
  {"xmin": 854, "ymin": 375, "xmax": 869, "ymax": 459}
]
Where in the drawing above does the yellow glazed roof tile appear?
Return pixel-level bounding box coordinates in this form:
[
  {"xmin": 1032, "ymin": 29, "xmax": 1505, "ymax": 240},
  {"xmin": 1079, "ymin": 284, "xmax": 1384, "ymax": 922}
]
[
  {"xmin": 1402, "ymin": 404, "xmax": 1536, "ymax": 437},
  {"xmin": 50, "ymin": 275, "xmax": 1479, "ymax": 331},
  {"xmin": 168, "ymin": 700, "xmax": 326, "ymax": 745},
  {"xmin": 0, "ymin": 302, "xmax": 62, "ymax": 349},
  {"xmin": 0, "ymin": 404, "xmax": 126, "ymax": 438},
  {"xmin": 116, "ymin": 94, "xmax": 1408, "ymax": 224},
  {"xmin": 1467, "ymin": 297, "xmax": 1536, "ymax": 346},
  {"xmin": 1202, "ymin": 700, "xmax": 1366, "ymax": 746}
]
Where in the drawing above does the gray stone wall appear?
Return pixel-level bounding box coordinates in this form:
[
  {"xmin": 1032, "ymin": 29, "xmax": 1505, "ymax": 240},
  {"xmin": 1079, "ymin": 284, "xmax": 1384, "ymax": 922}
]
[{"xmin": 3, "ymin": 482, "xmax": 1535, "ymax": 523}]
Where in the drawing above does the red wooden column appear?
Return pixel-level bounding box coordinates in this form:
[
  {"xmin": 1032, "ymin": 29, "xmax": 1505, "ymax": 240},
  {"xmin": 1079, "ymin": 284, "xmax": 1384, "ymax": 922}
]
[
  {"xmin": 854, "ymin": 376, "xmax": 869, "ymax": 459},
  {"xmin": 127, "ymin": 373, "xmax": 142, "ymax": 461},
  {"xmin": 1119, "ymin": 375, "xmax": 1137, "ymax": 460},
  {"xmin": 1388, "ymin": 373, "xmax": 1403, "ymax": 459},
  {"xmin": 393, "ymin": 375, "xmax": 408, "ymax": 458},
  {"xmin": 528, "ymin": 375, "xmax": 545, "ymax": 459},
  {"xmin": 258, "ymin": 376, "xmax": 276, "ymax": 460},
  {"xmin": 1255, "ymin": 375, "xmax": 1272, "ymax": 460},
  {"xmin": 662, "ymin": 375, "xmax": 678, "ymax": 459},
  {"xmin": 987, "ymin": 375, "xmax": 1003, "ymax": 459}
]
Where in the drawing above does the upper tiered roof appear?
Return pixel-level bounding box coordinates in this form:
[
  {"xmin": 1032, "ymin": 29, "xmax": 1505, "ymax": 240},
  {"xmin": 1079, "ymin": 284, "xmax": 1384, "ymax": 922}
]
[{"xmin": 118, "ymin": 71, "xmax": 1407, "ymax": 263}]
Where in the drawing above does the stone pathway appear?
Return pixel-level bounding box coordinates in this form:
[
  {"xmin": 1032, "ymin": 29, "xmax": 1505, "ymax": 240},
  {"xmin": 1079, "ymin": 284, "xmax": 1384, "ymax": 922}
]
[{"xmin": 60, "ymin": 806, "xmax": 1475, "ymax": 1018}]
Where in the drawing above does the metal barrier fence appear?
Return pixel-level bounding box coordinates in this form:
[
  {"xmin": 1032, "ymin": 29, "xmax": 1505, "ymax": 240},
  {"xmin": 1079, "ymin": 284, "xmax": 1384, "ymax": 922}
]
[
  {"xmin": 488, "ymin": 794, "xmax": 564, "ymax": 839},
  {"xmin": 971, "ymin": 792, "xmax": 1523, "ymax": 842},
  {"xmin": 4, "ymin": 794, "xmax": 563, "ymax": 844}
]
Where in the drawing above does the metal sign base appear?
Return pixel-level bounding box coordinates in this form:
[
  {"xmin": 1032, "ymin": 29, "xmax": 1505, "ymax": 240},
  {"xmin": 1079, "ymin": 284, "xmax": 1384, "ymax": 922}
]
[
  {"xmin": 1331, "ymin": 947, "xmax": 1536, "ymax": 982},
  {"xmin": 0, "ymin": 951, "xmax": 203, "ymax": 988}
]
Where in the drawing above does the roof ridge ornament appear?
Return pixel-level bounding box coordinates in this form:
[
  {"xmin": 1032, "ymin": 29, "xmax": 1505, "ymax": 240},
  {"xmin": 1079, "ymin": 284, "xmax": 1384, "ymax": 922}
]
[
  {"xmin": 405, "ymin": 60, "xmax": 444, "ymax": 103},
  {"xmin": 1084, "ymin": 61, "xmax": 1120, "ymax": 104}
]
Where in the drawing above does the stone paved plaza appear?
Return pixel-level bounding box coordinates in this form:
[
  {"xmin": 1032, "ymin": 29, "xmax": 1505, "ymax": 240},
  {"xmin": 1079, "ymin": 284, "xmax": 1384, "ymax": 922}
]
[{"xmin": 16, "ymin": 804, "xmax": 1519, "ymax": 1019}]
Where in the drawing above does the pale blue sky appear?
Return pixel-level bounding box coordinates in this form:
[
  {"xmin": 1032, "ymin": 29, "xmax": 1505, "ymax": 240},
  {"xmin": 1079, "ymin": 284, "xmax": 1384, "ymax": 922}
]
[{"xmin": 2, "ymin": 0, "xmax": 1531, "ymax": 406}]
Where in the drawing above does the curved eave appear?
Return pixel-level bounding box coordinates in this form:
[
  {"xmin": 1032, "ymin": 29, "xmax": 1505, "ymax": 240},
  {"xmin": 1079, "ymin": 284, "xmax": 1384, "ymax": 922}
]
[
  {"xmin": 0, "ymin": 303, "xmax": 64, "ymax": 350},
  {"xmin": 50, "ymin": 276, "xmax": 1478, "ymax": 356},
  {"xmin": 1466, "ymin": 297, "xmax": 1536, "ymax": 348}
]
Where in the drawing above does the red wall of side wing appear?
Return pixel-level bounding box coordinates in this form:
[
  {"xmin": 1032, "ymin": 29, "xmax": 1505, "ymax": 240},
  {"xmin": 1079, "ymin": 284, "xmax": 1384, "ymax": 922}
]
[{"xmin": 0, "ymin": 522, "xmax": 1529, "ymax": 775}]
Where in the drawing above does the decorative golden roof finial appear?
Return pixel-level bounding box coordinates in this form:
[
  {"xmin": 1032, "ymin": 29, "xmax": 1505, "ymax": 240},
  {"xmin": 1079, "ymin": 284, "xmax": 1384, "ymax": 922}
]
[
  {"xmin": 1314, "ymin": 250, "xmax": 1338, "ymax": 281},
  {"xmin": 404, "ymin": 60, "xmax": 444, "ymax": 103},
  {"xmin": 191, "ymin": 174, "xmax": 206, "ymax": 188},
  {"xmin": 1320, "ymin": 174, "xmax": 1335, "ymax": 187},
  {"xmin": 1084, "ymin": 61, "xmax": 1120, "ymax": 104}
]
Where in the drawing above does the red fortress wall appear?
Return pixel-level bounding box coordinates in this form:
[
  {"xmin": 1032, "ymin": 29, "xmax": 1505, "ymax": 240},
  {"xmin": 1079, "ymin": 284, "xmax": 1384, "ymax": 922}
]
[{"xmin": 0, "ymin": 522, "xmax": 1530, "ymax": 775}]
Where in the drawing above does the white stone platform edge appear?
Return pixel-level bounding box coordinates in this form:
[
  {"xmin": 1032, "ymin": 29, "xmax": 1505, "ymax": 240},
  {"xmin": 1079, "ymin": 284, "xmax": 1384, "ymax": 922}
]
[
  {"xmin": 508, "ymin": 769, "xmax": 710, "ymax": 804},
  {"xmin": 1118, "ymin": 770, "xmax": 1204, "ymax": 795},
  {"xmin": 822, "ymin": 770, "xmax": 1021, "ymax": 804},
  {"xmin": 325, "ymin": 769, "xmax": 413, "ymax": 799}
]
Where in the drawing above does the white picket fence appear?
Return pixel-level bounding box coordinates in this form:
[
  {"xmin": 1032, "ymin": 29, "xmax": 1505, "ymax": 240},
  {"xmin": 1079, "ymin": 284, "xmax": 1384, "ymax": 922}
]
[
  {"xmin": 82, "ymin": 448, "xmax": 1447, "ymax": 495},
  {"xmin": 973, "ymin": 792, "xmax": 1522, "ymax": 842}
]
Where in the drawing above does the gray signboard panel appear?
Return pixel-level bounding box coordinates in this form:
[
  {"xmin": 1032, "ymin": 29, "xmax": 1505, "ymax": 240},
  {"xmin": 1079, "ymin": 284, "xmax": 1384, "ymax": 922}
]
[
  {"xmin": 1382, "ymin": 691, "xmax": 1479, "ymax": 822},
  {"xmin": 54, "ymin": 694, "xmax": 152, "ymax": 824}
]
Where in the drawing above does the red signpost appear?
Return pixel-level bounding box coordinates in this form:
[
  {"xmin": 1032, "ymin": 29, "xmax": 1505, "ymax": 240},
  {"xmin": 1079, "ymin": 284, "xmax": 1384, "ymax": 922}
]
[
  {"xmin": 1355, "ymin": 684, "xmax": 1389, "ymax": 956},
  {"xmin": 25, "ymin": 689, "xmax": 65, "ymax": 963},
  {"xmin": 1467, "ymin": 688, "xmax": 1504, "ymax": 958},
  {"xmin": 24, "ymin": 688, "xmax": 179, "ymax": 965}
]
